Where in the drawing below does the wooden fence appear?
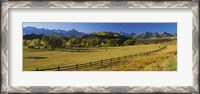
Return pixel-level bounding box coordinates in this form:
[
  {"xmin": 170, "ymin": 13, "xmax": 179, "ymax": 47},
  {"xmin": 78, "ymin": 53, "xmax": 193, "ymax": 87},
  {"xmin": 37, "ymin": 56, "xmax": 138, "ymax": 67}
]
[{"xmin": 35, "ymin": 46, "xmax": 166, "ymax": 71}]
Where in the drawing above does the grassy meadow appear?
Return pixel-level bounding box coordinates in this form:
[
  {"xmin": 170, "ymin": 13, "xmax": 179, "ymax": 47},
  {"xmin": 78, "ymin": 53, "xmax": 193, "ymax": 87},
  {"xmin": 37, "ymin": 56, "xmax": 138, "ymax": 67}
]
[
  {"xmin": 86, "ymin": 41, "xmax": 177, "ymax": 71},
  {"xmin": 23, "ymin": 44, "xmax": 166, "ymax": 71}
]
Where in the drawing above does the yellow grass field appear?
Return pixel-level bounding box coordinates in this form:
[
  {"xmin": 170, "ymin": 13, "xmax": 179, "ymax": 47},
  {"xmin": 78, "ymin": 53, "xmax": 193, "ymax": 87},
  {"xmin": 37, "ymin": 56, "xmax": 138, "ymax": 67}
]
[
  {"xmin": 87, "ymin": 41, "xmax": 177, "ymax": 71},
  {"xmin": 23, "ymin": 44, "xmax": 166, "ymax": 71}
]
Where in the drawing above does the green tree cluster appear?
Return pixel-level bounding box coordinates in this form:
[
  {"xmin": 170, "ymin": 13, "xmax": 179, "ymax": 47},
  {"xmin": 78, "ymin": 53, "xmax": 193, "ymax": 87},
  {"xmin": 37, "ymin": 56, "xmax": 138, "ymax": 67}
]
[
  {"xmin": 24, "ymin": 35, "xmax": 65, "ymax": 50},
  {"xmin": 42, "ymin": 36, "xmax": 65, "ymax": 50},
  {"xmin": 23, "ymin": 35, "xmax": 137, "ymax": 50}
]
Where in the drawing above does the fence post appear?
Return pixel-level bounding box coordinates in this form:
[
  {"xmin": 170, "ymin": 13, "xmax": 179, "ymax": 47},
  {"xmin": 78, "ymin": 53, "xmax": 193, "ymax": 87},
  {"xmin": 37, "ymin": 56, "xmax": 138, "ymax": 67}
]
[
  {"xmin": 110, "ymin": 58, "xmax": 112, "ymax": 63},
  {"xmin": 90, "ymin": 62, "xmax": 92, "ymax": 67},
  {"xmin": 101, "ymin": 60, "xmax": 103, "ymax": 66},
  {"xmin": 36, "ymin": 68, "xmax": 39, "ymax": 71},
  {"xmin": 58, "ymin": 66, "xmax": 60, "ymax": 71},
  {"xmin": 76, "ymin": 64, "xmax": 79, "ymax": 71},
  {"xmin": 124, "ymin": 56, "xmax": 126, "ymax": 60},
  {"xmin": 118, "ymin": 57, "xmax": 120, "ymax": 62}
]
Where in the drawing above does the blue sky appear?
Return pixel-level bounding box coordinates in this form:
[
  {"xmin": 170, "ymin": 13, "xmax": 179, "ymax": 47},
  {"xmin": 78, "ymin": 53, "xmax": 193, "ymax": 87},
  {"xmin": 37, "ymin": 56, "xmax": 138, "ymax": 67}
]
[{"xmin": 23, "ymin": 22, "xmax": 177, "ymax": 34}]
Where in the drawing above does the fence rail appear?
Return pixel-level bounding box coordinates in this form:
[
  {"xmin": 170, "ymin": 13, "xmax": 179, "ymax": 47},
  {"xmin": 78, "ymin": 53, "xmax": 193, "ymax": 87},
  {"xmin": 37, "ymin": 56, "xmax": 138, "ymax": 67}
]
[{"xmin": 35, "ymin": 46, "xmax": 166, "ymax": 71}]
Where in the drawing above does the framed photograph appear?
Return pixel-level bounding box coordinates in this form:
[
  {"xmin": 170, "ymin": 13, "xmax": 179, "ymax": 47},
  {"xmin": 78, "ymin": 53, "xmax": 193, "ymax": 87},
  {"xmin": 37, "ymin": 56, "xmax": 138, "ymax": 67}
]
[{"xmin": 1, "ymin": 1, "xmax": 199, "ymax": 93}]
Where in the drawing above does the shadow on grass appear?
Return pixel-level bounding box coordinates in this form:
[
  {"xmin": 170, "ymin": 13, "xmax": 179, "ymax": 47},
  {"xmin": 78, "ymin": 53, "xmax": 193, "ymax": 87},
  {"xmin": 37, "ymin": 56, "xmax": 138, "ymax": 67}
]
[
  {"xmin": 58, "ymin": 47, "xmax": 103, "ymax": 52},
  {"xmin": 25, "ymin": 56, "xmax": 48, "ymax": 59},
  {"xmin": 59, "ymin": 49, "xmax": 101, "ymax": 52},
  {"xmin": 24, "ymin": 47, "xmax": 113, "ymax": 52}
]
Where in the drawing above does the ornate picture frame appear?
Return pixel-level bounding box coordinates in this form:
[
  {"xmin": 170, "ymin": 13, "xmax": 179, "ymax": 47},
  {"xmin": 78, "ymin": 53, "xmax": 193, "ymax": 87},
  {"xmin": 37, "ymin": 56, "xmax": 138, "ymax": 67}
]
[{"xmin": 1, "ymin": 1, "xmax": 199, "ymax": 93}]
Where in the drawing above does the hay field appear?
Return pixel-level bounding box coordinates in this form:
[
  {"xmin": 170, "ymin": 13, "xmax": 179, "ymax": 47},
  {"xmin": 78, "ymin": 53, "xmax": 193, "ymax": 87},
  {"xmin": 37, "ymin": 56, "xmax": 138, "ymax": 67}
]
[{"xmin": 23, "ymin": 44, "xmax": 164, "ymax": 71}]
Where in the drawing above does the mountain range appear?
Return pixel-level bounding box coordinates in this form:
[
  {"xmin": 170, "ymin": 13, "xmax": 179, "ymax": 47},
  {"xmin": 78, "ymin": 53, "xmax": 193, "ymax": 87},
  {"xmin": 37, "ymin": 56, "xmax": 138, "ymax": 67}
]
[
  {"xmin": 23, "ymin": 26, "xmax": 85, "ymax": 37},
  {"xmin": 23, "ymin": 26, "xmax": 176, "ymax": 39}
]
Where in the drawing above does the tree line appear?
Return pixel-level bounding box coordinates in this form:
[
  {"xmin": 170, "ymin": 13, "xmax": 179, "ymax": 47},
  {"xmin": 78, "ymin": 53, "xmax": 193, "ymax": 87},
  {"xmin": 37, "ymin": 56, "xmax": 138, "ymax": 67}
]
[
  {"xmin": 23, "ymin": 35, "xmax": 136, "ymax": 50},
  {"xmin": 23, "ymin": 35, "xmax": 174, "ymax": 50}
]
